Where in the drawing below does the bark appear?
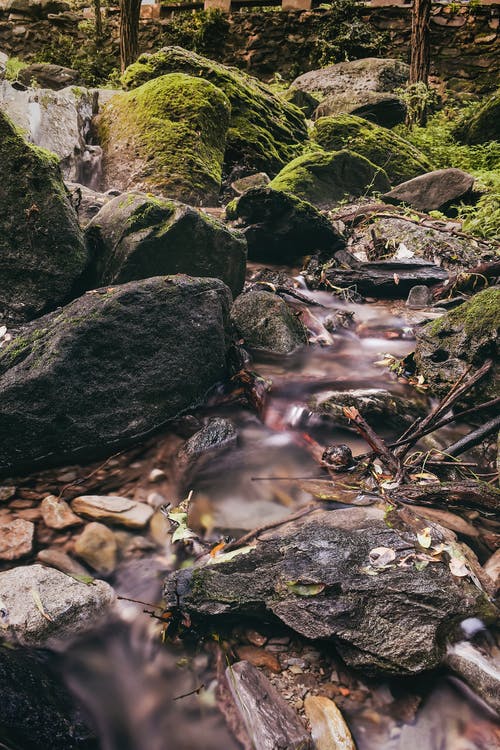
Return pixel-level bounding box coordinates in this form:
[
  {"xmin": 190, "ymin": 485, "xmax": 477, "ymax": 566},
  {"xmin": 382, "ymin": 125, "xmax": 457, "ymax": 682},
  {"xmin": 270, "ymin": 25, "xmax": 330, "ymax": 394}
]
[
  {"xmin": 94, "ymin": 0, "xmax": 103, "ymax": 41},
  {"xmin": 119, "ymin": 0, "xmax": 142, "ymax": 72},
  {"xmin": 408, "ymin": 0, "xmax": 431, "ymax": 126}
]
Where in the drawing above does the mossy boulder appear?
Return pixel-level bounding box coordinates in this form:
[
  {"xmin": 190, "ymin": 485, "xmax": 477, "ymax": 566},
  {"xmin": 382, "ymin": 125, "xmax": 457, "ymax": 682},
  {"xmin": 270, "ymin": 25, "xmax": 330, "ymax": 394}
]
[
  {"xmin": 226, "ymin": 187, "xmax": 343, "ymax": 263},
  {"xmin": 86, "ymin": 192, "xmax": 247, "ymax": 296},
  {"xmin": 312, "ymin": 114, "xmax": 432, "ymax": 186},
  {"xmin": 121, "ymin": 46, "xmax": 308, "ymax": 176},
  {"xmin": 98, "ymin": 73, "xmax": 231, "ymax": 205},
  {"xmin": 231, "ymin": 290, "xmax": 307, "ymax": 354},
  {"xmin": 0, "ymin": 276, "xmax": 232, "ymax": 474},
  {"xmin": 0, "ymin": 111, "xmax": 87, "ymax": 324},
  {"xmin": 314, "ymin": 91, "xmax": 406, "ymax": 128},
  {"xmin": 455, "ymin": 90, "xmax": 500, "ymax": 145},
  {"xmin": 269, "ymin": 149, "xmax": 391, "ymax": 210},
  {"xmin": 290, "ymin": 58, "xmax": 409, "ymax": 101},
  {"xmin": 414, "ymin": 288, "xmax": 500, "ymax": 402}
]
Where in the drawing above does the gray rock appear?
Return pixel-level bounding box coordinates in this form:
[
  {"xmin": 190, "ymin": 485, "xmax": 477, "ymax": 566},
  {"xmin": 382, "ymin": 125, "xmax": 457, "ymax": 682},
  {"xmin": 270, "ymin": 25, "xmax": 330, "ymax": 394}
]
[
  {"xmin": 231, "ymin": 290, "xmax": 307, "ymax": 354},
  {"xmin": 0, "ymin": 51, "xmax": 7, "ymax": 78},
  {"xmin": 86, "ymin": 192, "xmax": 247, "ymax": 297},
  {"xmin": 164, "ymin": 507, "xmax": 494, "ymax": 674},
  {"xmin": 74, "ymin": 522, "xmax": 117, "ymax": 575},
  {"xmin": 71, "ymin": 495, "xmax": 154, "ymax": 529},
  {"xmin": 406, "ymin": 285, "xmax": 433, "ymax": 309},
  {"xmin": 0, "ymin": 564, "xmax": 116, "ymax": 646},
  {"xmin": 314, "ymin": 90, "xmax": 406, "ymax": 127},
  {"xmin": 17, "ymin": 62, "xmax": 81, "ymax": 90},
  {"xmin": 0, "ymin": 518, "xmax": 34, "ymax": 560},
  {"xmin": 310, "ymin": 388, "xmax": 427, "ymax": 430},
  {"xmin": 291, "ymin": 58, "xmax": 409, "ymax": 101},
  {"xmin": 180, "ymin": 417, "xmax": 237, "ymax": 459},
  {"xmin": 231, "ymin": 172, "xmax": 270, "ymax": 195},
  {"xmin": 66, "ymin": 181, "xmax": 113, "ymax": 226},
  {"xmin": 384, "ymin": 168, "xmax": 476, "ymax": 213},
  {"xmin": 0, "ymin": 276, "xmax": 232, "ymax": 474},
  {"xmin": 37, "ymin": 547, "xmax": 90, "ymax": 576}
]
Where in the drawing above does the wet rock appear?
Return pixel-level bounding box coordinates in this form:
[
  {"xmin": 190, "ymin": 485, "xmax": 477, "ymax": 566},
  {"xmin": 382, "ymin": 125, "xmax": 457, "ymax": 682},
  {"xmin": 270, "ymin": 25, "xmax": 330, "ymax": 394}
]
[
  {"xmin": 0, "ymin": 485, "xmax": 16, "ymax": 501},
  {"xmin": 66, "ymin": 182, "xmax": 113, "ymax": 226},
  {"xmin": 17, "ymin": 63, "xmax": 81, "ymax": 89},
  {"xmin": 231, "ymin": 172, "xmax": 270, "ymax": 195},
  {"xmin": 86, "ymin": 192, "xmax": 247, "ymax": 297},
  {"xmin": 455, "ymin": 89, "xmax": 500, "ymax": 145},
  {"xmin": 226, "ymin": 187, "xmax": 343, "ymax": 263},
  {"xmin": 0, "ymin": 518, "xmax": 34, "ymax": 560},
  {"xmin": 314, "ymin": 90, "xmax": 406, "ymax": 127},
  {"xmin": 0, "ymin": 563, "xmax": 115, "ymax": 646},
  {"xmin": 310, "ymin": 388, "xmax": 427, "ymax": 431},
  {"xmin": 269, "ymin": 149, "xmax": 390, "ymax": 210},
  {"xmin": 41, "ymin": 495, "xmax": 82, "ymax": 529},
  {"xmin": 37, "ymin": 548, "xmax": 90, "ymax": 576},
  {"xmin": 304, "ymin": 695, "xmax": 355, "ymax": 750},
  {"xmin": 71, "ymin": 495, "xmax": 154, "ymax": 529},
  {"xmin": 231, "ymin": 290, "xmax": 307, "ymax": 354},
  {"xmin": 445, "ymin": 641, "xmax": 500, "ymax": 714},
  {"xmin": 384, "ymin": 169, "xmax": 476, "ymax": 213},
  {"xmin": 180, "ymin": 417, "xmax": 237, "ymax": 460},
  {"xmin": 165, "ymin": 507, "xmax": 494, "ymax": 674},
  {"xmin": 0, "ymin": 276, "xmax": 232, "ymax": 474},
  {"xmin": 0, "ymin": 108, "xmax": 87, "ymax": 324},
  {"xmin": 406, "ymin": 285, "xmax": 433, "ymax": 309},
  {"xmin": 414, "ymin": 287, "xmax": 499, "ymax": 401},
  {"xmin": 74, "ymin": 521, "xmax": 117, "ymax": 575}
]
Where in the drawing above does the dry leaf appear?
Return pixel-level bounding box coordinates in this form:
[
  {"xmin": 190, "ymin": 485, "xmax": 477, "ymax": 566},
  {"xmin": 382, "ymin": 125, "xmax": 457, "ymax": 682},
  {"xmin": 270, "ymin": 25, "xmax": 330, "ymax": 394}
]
[
  {"xmin": 369, "ymin": 547, "xmax": 396, "ymax": 567},
  {"xmin": 417, "ymin": 527, "xmax": 432, "ymax": 548}
]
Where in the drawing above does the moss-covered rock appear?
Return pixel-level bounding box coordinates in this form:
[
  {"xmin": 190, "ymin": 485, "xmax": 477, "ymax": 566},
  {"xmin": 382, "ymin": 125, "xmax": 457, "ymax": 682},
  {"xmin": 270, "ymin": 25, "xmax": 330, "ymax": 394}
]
[
  {"xmin": 455, "ymin": 90, "xmax": 500, "ymax": 145},
  {"xmin": 86, "ymin": 192, "xmax": 247, "ymax": 296},
  {"xmin": 269, "ymin": 149, "xmax": 390, "ymax": 210},
  {"xmin": 312, "ymin": 114, "xmax": 432, "ymax": 186},
  {"xmin": 98, "ymin": 73, "xmax": 231, "ymax": 205},
  {"xmin": 121, "ymin": 46, "xmax": 308, "ymax": 176},
  {"xmin": 231, "ymin": 290, "xmax": 307, "ymax": 354},
  {"xmin": 0, "ymin": 111, "xmax": 87, "ymax": 323}
]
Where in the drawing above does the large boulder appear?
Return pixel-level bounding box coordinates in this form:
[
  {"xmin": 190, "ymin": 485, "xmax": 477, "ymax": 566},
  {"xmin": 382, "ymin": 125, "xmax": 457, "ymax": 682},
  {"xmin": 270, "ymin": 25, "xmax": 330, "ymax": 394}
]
[
  {"xmin": 231, "ymin": 290, "xmax": 307, "ymax": 354},
  {"xmin": 384, "ymin": 168, "xmax": 476, "ymax": 213},
  {"xmin": 0, "ymin": 276, "xmax": 232, "ymax": 474},
  {"xmin": 226, "ymin": 186, "xmax": 344, "ymax": 263},
  {"xmin": 313, "ymin": 90, "xmax": 406, "ymax": 127},
  {"xmin": 312, "ymin": 114, "xmax": 432, "ymax": 186},
  {"xmin": 98, "ymin": 73, "xmax": 231, "ymax": 205},
  {"xmin": 164, "ymin": 506, "xmax": 494, "ymax": 674},
  {"xmin": 455, "ymin": 90, "xmax": 500, "ymax": 145},
  {"xmin": 17, "ymin": 62, "xmax": 81, "ymax": 90},
  {"xmin": 121, "ymin": 46, "xmax": 308, "ymax": 176},
  {"xmin": 414, "ymin": 287, "xmax": 499, "ymax": 401},
  {"xmin": 86, "ymin": 192, "xmax": 247, "ymax": 296},
  {"xmin": 269, "ymin": 149, "xmax": 391, "ymax": 210},
  {"xmin": 0, "ymin": 110, "xmax": 87, "ymax": 324}
]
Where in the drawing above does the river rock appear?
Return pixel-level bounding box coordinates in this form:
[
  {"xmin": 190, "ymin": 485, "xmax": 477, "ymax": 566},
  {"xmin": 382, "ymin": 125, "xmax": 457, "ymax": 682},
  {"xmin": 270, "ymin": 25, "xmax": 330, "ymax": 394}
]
[
  {"xmin": 86, "ymin": 192, "xmax": 247, "ymax": 296},
  {"xmin": 0, "ymin": 51, "xmax": 7, "ymax": 78},
  {"xmin": 313, "ymin": 90, "xmax": 406, "ymax": 127},
  {"xmin": 0, "ymin": 108, "xmax": 87, "ymax": 323},
  {"xmin": 99, "ymin": 73, "xmax": 231, "ymax": 205},
  {"xmin": 304, "ymin": 695, "xmax": 355, "ymax": 750},
  {"xmin": 37, "ymin": 547, "xmax": 90, "ymax": 576},
  {"xmin": 310, "ymin": 388, "xmax": 426, "ymax": 430},
  {"xmin": 414, "ymin": 287, "xmax": 499, "ymax": 401},
  {"xmin": 74, "ymin": 522, "xmax": 117, "ymax": 575},
  {"xmin": 41, "ymin": 495, "xmax": 82, "ymax": 529},
  {"xmin": 269, "ymin": 149, "xmax": 390, "ymax": 210},
  {"xmin": 445, "ymin": 641, "xmax": 500, "ymax": 714},
  {"xmin": 231, "ymin": 172, "xmax": 270, "ymax": 195},
  {"xmin": 0, "ymin": 564, "xmax": 116, "ymax": 646},
  {"xmin": 164, "ymin": 507, "xmax": 495, "ymax": 674},
  {"xmin": 455, "ymin": 89, "xmax": 500, "ymax": 145},
  {"xmin": 406, "ymin": 285, "xmax": 433, "ymax": 309},
  {"xmin": 122, "ymin": 46, "xmax": 307, "ymax": 176},
  {"xmin": 312, "ymin": 114, "xmax": 432, "ymax": 185},
  {"xmin": 71, "ymin": 495, "xmax": 154, "ymax": 529},
  {"xmin": 179, "ymin": 417, "xmax": 237, "ymax": 460},
  {"xmin": 17, "ymin": 62, "xmax": 81, "ymax": 89},
  {"xmin": 226, "ymin": 186, "xmax": 344, "ymax": 263},
  {"xmin": 384, "ymin": 168, "xmax": 476, "ymax": 213},
  {"xmin": 0, "ymin": 276, "xmax": 232, "ymax": 474},
  {"xmin": 0, "ymin": 518, "xmax": 34, "ymax": 560},
  {"xmin": 231, "ymin": 290, "xmax": 307, "ymax": 354}
]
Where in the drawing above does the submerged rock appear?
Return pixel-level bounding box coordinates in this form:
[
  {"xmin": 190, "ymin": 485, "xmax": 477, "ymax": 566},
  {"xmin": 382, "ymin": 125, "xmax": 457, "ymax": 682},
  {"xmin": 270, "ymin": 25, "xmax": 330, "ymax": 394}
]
[
  {"xmin": 384, "ymin": 168, "xmax": 476, "ymax": 213},
  {"xmin": 0, "ymin": 276, "xmax": 232, "ymax": 474},
  {"xmin": 86, "ymin": 192, "xmax": 247, "ymax": 296},
  {"xmin": 310, "ymin": 388, "xmax": 426, "ymax": 430},
  {"xmin": 164, "ymin": 507, "xmax": 494, "ymax": 674},
  {"xmin": 179, "ymin": 417, "xmax": 237, "ymax": 460},
  {"xmin": 231, "ymin": 290, "xmax": 307, "ymax": 354},
  {"xmin": 74, "ymin": 522, "xmax": 118, "ymax": 575}
]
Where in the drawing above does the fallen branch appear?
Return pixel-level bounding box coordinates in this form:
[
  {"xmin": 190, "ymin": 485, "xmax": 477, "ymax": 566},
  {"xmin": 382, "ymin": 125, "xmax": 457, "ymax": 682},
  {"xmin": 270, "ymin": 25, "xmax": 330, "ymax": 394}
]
[
  {"xmin": 343, "ymin": 406, "xmax": 401, "ymax": 475},
  {"xmin": 390, "ymin": 481, "xmax": 500, "ymax": 513},
  {"xmin": 435, "ymin": 414, "xmax": 500, "ymax": 459}
]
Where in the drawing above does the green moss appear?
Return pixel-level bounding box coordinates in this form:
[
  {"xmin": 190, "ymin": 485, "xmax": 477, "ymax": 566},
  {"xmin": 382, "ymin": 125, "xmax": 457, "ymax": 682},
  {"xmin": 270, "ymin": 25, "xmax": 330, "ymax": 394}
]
[
  {"xmin": 312, "ymin": 114, "xmax": 432, "ymax": 186},
  {"xmin": 454, "ymin": 90, "xmax": 500, "ymax": 146},
  {"xmin": 429, "ymin": 288, "xmax": 500, "ymax": 340},
  {"xmin": 5, "ymin": 57, "xmax": 27, "ymax": 82}
]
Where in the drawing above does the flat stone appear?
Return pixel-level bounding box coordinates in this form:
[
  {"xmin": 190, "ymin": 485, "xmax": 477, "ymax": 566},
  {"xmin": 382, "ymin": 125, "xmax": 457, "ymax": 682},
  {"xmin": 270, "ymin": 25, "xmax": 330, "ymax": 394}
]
[
  {"xmin": 36, "ymin": 548, "xmax": 90, "ymax": 576},
  {"xmin": 0, "ymin": 563, "xmax": 115, "ymax": 646},
  {"xmin": 71, "ymin": 495, "xmax": 154, "ymax": 529},
  {"xmin": 74, "ymin": 522, "xmax": 117, "ymax": 575},
  {"xmin": 41, "ymin": 495, "xmax": 82, "ymax": 529},
  {"xmin": 0, "ymin": 518, "xmax": 34, "ymax": 560},
  {"xmin": 304, "ymin": 695, "xmax": 355, "ymax": 750},
  {"xmin": 384, "ymin": 168, "xmax": 475, "ymax": 213}
]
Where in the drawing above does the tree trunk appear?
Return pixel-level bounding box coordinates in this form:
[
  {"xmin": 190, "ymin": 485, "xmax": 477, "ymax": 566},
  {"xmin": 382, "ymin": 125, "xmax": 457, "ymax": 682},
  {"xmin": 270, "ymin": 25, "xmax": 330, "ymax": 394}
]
[
  {"xmin": 119, "ymin": 0, "xmax": 142, "ymax": 72},
  {"xmin": 408, "ymin": 0, "xmax": 431, "ymax": 126},
  {"xmin": 94, "ymin": 0, "xmax": 103, "ymax": 42}
]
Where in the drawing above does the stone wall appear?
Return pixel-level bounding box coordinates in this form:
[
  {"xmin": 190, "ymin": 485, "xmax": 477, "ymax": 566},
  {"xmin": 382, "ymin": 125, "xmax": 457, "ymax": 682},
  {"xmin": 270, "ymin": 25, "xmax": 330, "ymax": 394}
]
[{"xmin": 0, "ymin": 2, "xmax": 498, "ymax": 92}]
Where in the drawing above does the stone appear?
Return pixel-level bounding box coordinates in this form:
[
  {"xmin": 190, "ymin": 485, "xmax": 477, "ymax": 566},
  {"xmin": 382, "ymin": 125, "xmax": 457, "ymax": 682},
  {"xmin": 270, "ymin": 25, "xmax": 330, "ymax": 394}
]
[
  {"xmin": 71, "ymin": 495, "xmax": 154, "ymax": 529},
  {"xmin": 41, "ymin": 495, "xmax": 82, "ymax": 529},
  {"xmin": 179, "ymin": 417, "xmax": 237, "ymax": 460},
  {"xmin": 0, "ymin": 564, "xmax": 115, "ymax": 646},
  {"xmin": 121, "ymin": 46, "xmax": 307, "ymax": 176},
  {"xmin": 0, "ymin": 485, "xmax": 16, "ymax": 501},
  {"xmin": 85, "ymin": 192, "xmax": 247, "ymax": 297},
  {"xmin": 226, "ymin": 186, "xmax": 344, "ymax": 263},
  {"xmin": 17, "ymin": 62, "xmax": 80, "ymax": 89},
  {"xmin": 235, "ymin": 645, "xmax": 281, "ymax": 673},
  {"xmin": 483, "ymin": 548, "xmax": 500, "ymax": 593},
  {"xmin": 455, "ymin": 89, "xmax": 500, "ymax": 144},
  {"xmin": 445, "ymin": 641, "xmax": 500, "ymax": 714},
  {"xmin": 269, "ymin": 149, "xmax": 391, "ymax": 210},
  {"xmin": 164, "ymin": 507, "xmax": 495, "ymax": 674},
  {"xmin": 0, "ymin": 108, "xmax": 87, "ymax": 323},
  {"xmin": 0, "ymin": 51, "xmax": 8, "ymax": 78},
  {"xmin": 310, "ymin": 388, "xmax": 427, "ymax": 430},
  {"xmin": 0, "ymin": 518, "xmax": 34, "ymax": 560},
  {"xmin": 312, "ymin": 114, "xmax": 432, "ymax": 186},
  {"xmin": 231, "ymin": 172, "xmax": 270, "ymax": 195},
  {"xmin": 314, "ymin": 90, "xmax": 406, "ymax": 127},
  {"xmin": 304, "ymin": 695, "xmax": 355, "ymax": 750},
  {"xmin": 231, "ymin": 290, "xmax": 307, "ymax": 354},
  {"xmin": 74, "ymin": 522, "xmax": 117, "ymax": 575},
  {"xmin": 65, "ymin": 182, "xmax": 113, "ymax": 227},
  {"xmin": 406, "ymin": 285, "xmax": 432, "ymax": 309},
  {"xmin": 384, "ymin": 168, "xmax": 476, "ymax": 213},
  {"xmin": 36, "ymin": 547, "xmax": 90, "ymax": 576},
  {"xmin": 0, "ymin": 276, "xmax": 232, "ymax": 474},
  {"xmin": 99, "ymin": 73, "xmax": 231, "ymax": 205}
]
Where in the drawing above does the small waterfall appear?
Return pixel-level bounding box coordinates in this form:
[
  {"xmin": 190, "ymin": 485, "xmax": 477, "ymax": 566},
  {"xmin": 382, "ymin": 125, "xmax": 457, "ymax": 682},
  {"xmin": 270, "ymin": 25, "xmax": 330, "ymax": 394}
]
[{"xmin": 78, "ymin": 144, "xmax": 103, "ymax": 191}]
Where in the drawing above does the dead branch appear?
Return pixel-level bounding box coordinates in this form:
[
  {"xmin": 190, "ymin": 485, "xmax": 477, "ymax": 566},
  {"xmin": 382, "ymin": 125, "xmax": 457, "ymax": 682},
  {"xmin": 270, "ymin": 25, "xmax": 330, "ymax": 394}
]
[{"xmin": 343, "ymin": 406, "xmax": 401, "ymax": 475}]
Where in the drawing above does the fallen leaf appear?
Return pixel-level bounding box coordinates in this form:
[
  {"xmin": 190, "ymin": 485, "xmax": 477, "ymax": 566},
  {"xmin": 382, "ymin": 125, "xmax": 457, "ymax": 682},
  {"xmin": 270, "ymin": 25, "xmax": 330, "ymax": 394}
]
[
  {"xmin": 417, "ymin": 527, "xmax": 432, "ymax": 548},
  {"xmin": 449, "ymin": 558, "xmax": 469, "ymax": 577},
  {"xmin": 369, "ymin": 547, "xmax": 396, "ymax": 567},
  {"xmin": 208, "ymin": 545, "xmax": 254, "ymax": 565},
  {"xmin": 31, "ymin": 588, "xmax": 54, "ymax": 622}
]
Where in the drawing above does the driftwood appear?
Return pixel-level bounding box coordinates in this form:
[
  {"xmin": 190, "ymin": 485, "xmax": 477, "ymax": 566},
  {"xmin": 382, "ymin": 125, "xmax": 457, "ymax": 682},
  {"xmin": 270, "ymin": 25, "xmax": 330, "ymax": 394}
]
[
  {"xmin": 319, "ymin": 260, "xmax": 447, "ymax": 297},
  {"xmin": 438, "ymin": 414, "xmax": 500, "ymax": 458},
  {"xmin": 391, "ymin": 481, "xmax": 500, "ymax": 513}
]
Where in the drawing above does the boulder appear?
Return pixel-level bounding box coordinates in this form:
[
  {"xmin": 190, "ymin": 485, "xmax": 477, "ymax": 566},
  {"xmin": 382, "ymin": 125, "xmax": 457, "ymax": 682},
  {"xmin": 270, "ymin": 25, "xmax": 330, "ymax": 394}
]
[
  {"xmin": 414, "ymin": 287, "xmax": 499, "ymax": 401},
  {"xmin": 99, "ymin": 73, "xmax": 231, "ymax": 205},
  {"xmin": 66, "ymin": 182, "xmax": 114, "ymax": 226},
  {"xmin": 269, "ymin": 149, "xmax": 391, "ymax": 210},
  {"xmin": 17, "ymin": 63, "xmax": 81, "ymax": 90},
  {"xmin": 314, "ymin": 90, "xmax": 406, "ymax": 127},
  {"xmin": 226, "ymin": 186, "xmax": 343, "ymax": 263},
  {"xmin": 0, "ymin": 276, "xmax": 232, "ymax": 474},
  {"xmin": 309, "ymin": 388, "xmax": 426, "ymax": 431},
  {"xmin": 0, "ymin": 51, "xmax": 7, "ymax": 79},
  {"xmin": 231, "ymin": 290, "xmax": 307, "ymax": 354},
  {"xmin": 312, "ymin": 115, "xmax": 432, "ymax": 186},
  {"xmin": 0, "ymin": 564, "xmax": 115, "ymax": 646},
  {"xmin": 384, "ymin": 168, "xmax": 476, "ymax": 213},
  {"xmin": 121, "ymin": 46, "xmax": 308, "ymax": 176},
  {"xmin": 231, "ymin": 172, "xmax": 270, "ymax": 195},
  {"xmin": 0, "ymin": 0, "xmax": 70, "ymax": 17},
  {"xmin": 455, "ymin": 90, "xmax": 500, "ymax": 145},
  {"xmin": 164, "ymin": 506, "xmax": 494, "ymax": 674},
  {"xmin": 86, "ymin": 192, "xmax": 247, "ymax": 296},
  {"xmin": 0, "ymin": 110, "xmax": 87, "ymax": 323}
]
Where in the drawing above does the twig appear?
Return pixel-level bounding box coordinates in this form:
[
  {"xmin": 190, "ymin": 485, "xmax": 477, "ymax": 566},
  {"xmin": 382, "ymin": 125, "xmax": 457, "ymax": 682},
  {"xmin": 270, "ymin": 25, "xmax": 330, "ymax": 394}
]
[
  {"xmin": 173, "ymin": 684, "xmax": 205, "ymax": 701},
  {"xmin": 435, "ymin": 415, "xmax": 500, "ymax": 459},
  {"xmin": 223, "ymin": 503, "xmax": 319, "ymax": 553},
  {"xmin": 343, "ymin": 406, "xmax": 401, "ymax": 475}
]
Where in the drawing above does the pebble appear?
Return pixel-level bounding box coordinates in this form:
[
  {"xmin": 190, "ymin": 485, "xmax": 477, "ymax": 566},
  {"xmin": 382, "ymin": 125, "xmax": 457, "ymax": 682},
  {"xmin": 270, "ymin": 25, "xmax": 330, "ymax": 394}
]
[
  {"xmin": 37, "ymin": 548, "xmax": 90, "ymax": 576},
  {"xmin": 148, "ymin": 468, "xmax": 166, "ymax": 483},
  {"xmin": 304, "ymin": 695, "xmax": 356, "ymax": 750},
  {"xmin": 0, "ymin": 518, "xmax": 34, "ymax": 560},
  {"xmin": 74, "ymin": 522, "xmax": 117, "ymax": 575},
  {"xmin": 41, "ymin": 495, "xmax": 83, "ymax": 529},
  {"xmin": 406, "ymin": 285, "xmax": 432, "ymax": 309},
  {"xmin": 56, "ymin": 470, "xmax": 78, "ymax": 483},
  {"xmin": 236, "ymin": 645, "xmax": 281, "ymax": 673},
  {"xmin": 15, "ymin": 508, "xmax": 42, "ymax": 522},
  {"xmin": 0, "ymin": 486, "xmax": 16, "ymax": 502},
  {"xmin": 149, "ymin": 510, "xmax": 171, "ymax": 545},
  {"xmin": 71, "ymin": 495, "xmax": 154, "ymax": 529}
]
